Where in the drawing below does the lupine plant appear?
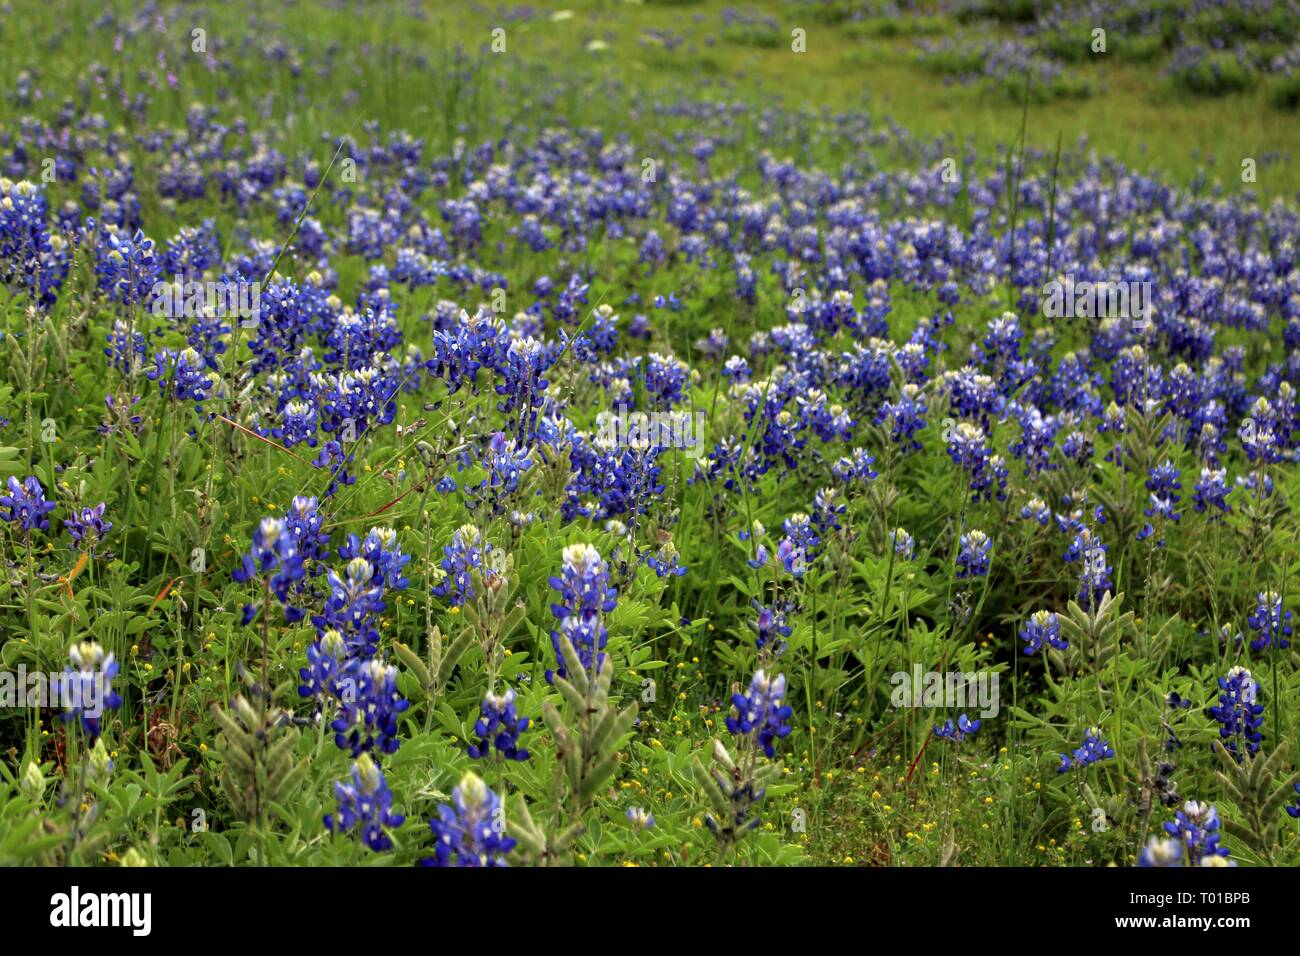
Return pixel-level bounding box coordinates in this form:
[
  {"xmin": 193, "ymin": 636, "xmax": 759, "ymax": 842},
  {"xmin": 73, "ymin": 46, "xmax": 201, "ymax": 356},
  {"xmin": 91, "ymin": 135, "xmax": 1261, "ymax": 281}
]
[{"xmin": 0, "ymin": 0, "xmax": 1299, "ymax": 872}]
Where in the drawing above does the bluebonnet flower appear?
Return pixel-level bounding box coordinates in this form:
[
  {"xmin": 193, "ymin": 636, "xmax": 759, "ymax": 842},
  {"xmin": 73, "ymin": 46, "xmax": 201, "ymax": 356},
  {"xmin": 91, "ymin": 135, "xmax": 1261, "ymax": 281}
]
[
  {"xmin": 1163, "ymin": 801, "xmax": 1231, "ymax": 866},
  {"xmin": 644, "ymin": 352, "xmax": 692, "ymax": 409},
  {"xmin": 1058, "ymin": 727, "xmax": 1115, "ymax": 773},
  {"xmin": 470, "ymin": 432, "xmax": 533, "ymax": 514},
  {"xmin": 946, "ymin": 421, "xmax": 991, "ymax": 499},
  {"xmin": 626, "ymin": 806, "xmax": 655, "ymax": 829},
  {"xmin": 1021, "ymin": 497, "xmax": 1051, "ymax": 526},
  {"xmin": 722, "ymin": 356, "xmax": 751, "ymax": 383},
  {"xmin": 831, "ymin": 447, "xmax": 878, "ymax": 484},
  {"xmin": 324, "ymin": 753, "xmax": 405, "ymax": 852},
  {"xmin": 496, "ymin": 337, "xmax": 553, "ymax": 434},
  {"xmin": 877, "ymin": 384, "xmax": 928, "ymax": 453},
  {"xmin": 1192, "ymin": 466, "xmax": 1232, "ymax": 517},
  {"xmin": 548, "ymin": 543, "xmax": 617, "ymax": 681},
  {"xmin": 95, "ymin": 227, "xmax": 160, "ymax": 306},
  {"xmin": 338, "ymin": 526, "xmax": 410, "ymax": 591},
  {"xmin": 642, "ymin": 540, "xmax": 688, "ymax": 578},
  {"xmin": 1138, "ymin": 461, "xmax": 1182, "ymax": 544},
  {"xmin": 1137, "ymin": 836, "xmax": 1183, "ymax": 867},
  {"xmin": 104, "ymin": 320, "xmax": 150, "ymax": 375},
  {"xmin": 1246, "ymin": 591, "xmax": 1292, "ymax": 653},
  {"xmin": 314, "ymin": 557, "xmax": 388, "ymax": 657},
  {"xmin": 956, "ymin": 530, "xmax": 991, "ymax": 579},
  {"xmin": 332, "ymin": 659, "xmax": 410, "ymax": 757},
  {"xmin": 775, "ymin": 537, "xmax": 807, "ymax": 577},
  {"xmin": 1208, "ymin": 666, "xmax": 1263, "ymax": 762},
  {"xmin": 433, "ymin": 524, "xmax": 498, "ymax": 607},
  {"xmin": 298, "ymin": 629, "xmax": 352, "ymax": 703},
  {"xmin": 934, "ymin": 714, "xmax": 980, "ymax": 742},
  {"xmin": 1067, "ymin": 529, "xmax": 1112, "ymax": 611},
  {"xmin": 54, "ymin": 641, "xmax": 122, "ymax": 740},
  {"xmin": 283, "ymin": 496, "xmax": 331, "ymax": 565},
  {"xmin": 1239, "ymin": 405, "xmax": 1282, "ymax": 465},
  {"xmin": 890, "ymin": 527, "xmax": 915, "ymax": 560},
  {"xmin": 0, "ymin": 476, "xmax": 56, "ymax": 533},
  {"xmin": 943, "ymin": 369, "xmax": 1002, "ymax": 427},
  {"xmin": 800, "ymin": 393, "xmax": 855, "ymax": 444},
  {"xmin": 727, "ymin": 669, "xmax": 794, "ymax": 759},
  {"xmin": 64, "ymin": 502, "xmax": 112, "ymax": 554},
  {"xmin": 782, "ymin": 512, "xmax": 819, "ymax": 556},
  {"xmin": 1212, "ymin": 623, "xmax": 1245, "ymax": 651},
  {"xmin": 811, "ymin": 488, "xmax": 846, "ymax": 535},
  {"xmin": 1020, "ymin": 610, "xmax": 1066, "ymax": 654},
  {"xmin": 750, "ymin": 599, "xmax": 792, "ymax": 654},
  {"xmin": 232, "ymin": 517, "xmax": 308, "ymax": 624},
  {"xmin": 275, "ymin": 400, "xmax": 319, "ymax": 449},
  {"xmin": 1285, "ymin": 782, "xmax": 1300, "ymax": 819},
  {"xmin": 468, "ymin": 688, "xmax": 530, "ymax": 761},
  {"xmin": 422, "ymin": 771, "xmax": 515, "ymax": 867},
  {"xmin": 0, "ymin": 179, "xmax": 69, "ymax": 305},
  {"xmin": 147, "ymin": 346, "xmax": 214, "ymax": 408}
]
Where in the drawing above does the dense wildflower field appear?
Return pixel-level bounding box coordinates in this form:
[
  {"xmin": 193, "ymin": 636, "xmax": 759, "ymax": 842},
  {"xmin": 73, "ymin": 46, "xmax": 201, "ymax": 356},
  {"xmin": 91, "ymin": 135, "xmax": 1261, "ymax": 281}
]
[{"xmin": 1, "ymin": 0, "xmax": 1299, "ymax": 870}]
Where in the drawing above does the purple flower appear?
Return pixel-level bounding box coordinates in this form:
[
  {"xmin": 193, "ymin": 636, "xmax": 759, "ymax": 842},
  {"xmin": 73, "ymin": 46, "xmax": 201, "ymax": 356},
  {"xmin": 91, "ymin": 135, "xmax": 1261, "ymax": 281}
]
[
  {"xmin": 626, "ymin": 806, "xmax": 655, "ymax": 829},
  {"xmin": 1208, "ymin": 666, "xmax": 1263, "ymax": 762},
  {"xmin": 64, "ymin": 502, "xmax": 112, "ymax": 554},
  {"xmin": 324, "ymin": 754, "xmax": 405, "ymax": 852},
  {"xmin": 1021, "ymin": 498, "xmax": 1051, "ymax": 526},
  {"xmin": 956, "ymin": 530, "xmax": 991, "ymax": 579},
  {"xmin": 468, "ymin": 688, "xmax": 530, "ymax": 761},
  {"xmin": 1193, "ymin": 466, "xmax": 1232, "ymax": 517},
  {"xmin": 750, "ymin": 599, "xmax": 793, "ymax": 653},
  {"xmin": 0, "ymin": 476, "xmax": 56, "ymax": 533},
  {"xmin": 1163, "ymin": 801, "xmax": 1231, "ymax": 866},
  {"xmin": 232, "ymin": 516, "xmax": 308, "ymax": 624},
  {"xmin": 727, "ymin": 669, "xmax": 794, "ymax": 759},
  {"xmin": 332, "ymin": 659, "xmax": 410, "ymax": 757},
  {"xmin": 1020, "ymin": 610, "xmax": 1066, "ymax": 654},
  {"xmin": 54, "ymin": 641, "xmax": 122, "ymax": 740},
  {"xmin": 1246, "ymin": 591, "xmax": 1291, "ymax": 653},
  {"xmin": 421, "ymin": 771, "xmax": 515, "ymax": 867},
  {"xmin": 433, "ymin": 524, "xmax": 498, "ymax": 607},
  {"xmin": 548, "ymin": 543, "xmax": 617, "ymax": 681},
  {"xmin": 1058, "ymin": 726, "xmax": 1114, "ymax": 772},
  {"xmin": 934, "ymin": 714, "xmax": 980, "ymax": 742}
]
